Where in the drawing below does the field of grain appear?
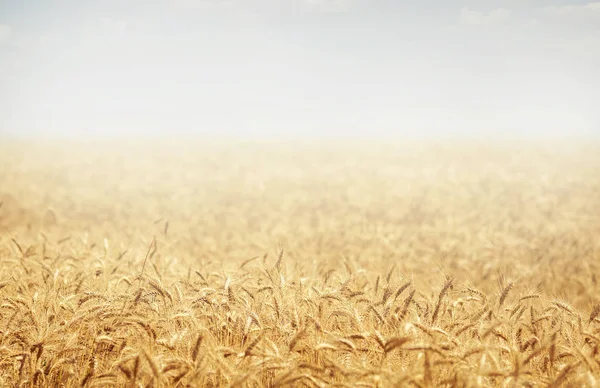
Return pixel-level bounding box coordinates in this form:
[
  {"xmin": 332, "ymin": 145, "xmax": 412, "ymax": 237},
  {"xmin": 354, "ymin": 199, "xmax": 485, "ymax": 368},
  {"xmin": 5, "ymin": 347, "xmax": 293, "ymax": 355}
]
[{"xmin": 1, "ymin": 138, "xmax": 599, "ymax": 387}]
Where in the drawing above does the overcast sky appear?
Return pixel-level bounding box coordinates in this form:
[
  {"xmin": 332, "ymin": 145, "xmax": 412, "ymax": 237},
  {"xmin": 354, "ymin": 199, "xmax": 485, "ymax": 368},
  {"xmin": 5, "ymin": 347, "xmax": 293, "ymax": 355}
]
[{"xmin": 0, "ymin": 0, "xmax": 598, "ymax": 138}]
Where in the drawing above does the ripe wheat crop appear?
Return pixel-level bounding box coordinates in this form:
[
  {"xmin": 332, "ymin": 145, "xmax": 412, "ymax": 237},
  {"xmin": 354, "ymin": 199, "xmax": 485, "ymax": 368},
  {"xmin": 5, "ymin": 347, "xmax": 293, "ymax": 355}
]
[{"xmin": 0, "ymin": 138, "xmax": 599, "ymax": 387}]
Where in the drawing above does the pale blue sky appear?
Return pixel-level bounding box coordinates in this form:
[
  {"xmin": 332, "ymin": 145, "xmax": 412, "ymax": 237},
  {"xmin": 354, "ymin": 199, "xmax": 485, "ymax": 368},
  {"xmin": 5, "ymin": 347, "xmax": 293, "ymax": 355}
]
[{"xmin": 0, "ymin": 0, "xmax": 598, "ymax": 138}]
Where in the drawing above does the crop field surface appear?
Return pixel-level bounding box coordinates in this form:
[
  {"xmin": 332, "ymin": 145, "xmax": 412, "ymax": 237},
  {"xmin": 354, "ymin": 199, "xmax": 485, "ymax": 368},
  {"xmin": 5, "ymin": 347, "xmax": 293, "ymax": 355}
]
[{"xmin": 1, "ymin": 138, "xmax": 600, "ymax": 387}]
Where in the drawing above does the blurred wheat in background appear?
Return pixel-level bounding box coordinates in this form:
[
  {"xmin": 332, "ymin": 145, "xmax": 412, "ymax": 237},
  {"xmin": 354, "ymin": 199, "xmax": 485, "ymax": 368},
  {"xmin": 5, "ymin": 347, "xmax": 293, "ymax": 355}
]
[{"xmin": 1, "ymin": 138, "xmax": 599, "ymax": 387}]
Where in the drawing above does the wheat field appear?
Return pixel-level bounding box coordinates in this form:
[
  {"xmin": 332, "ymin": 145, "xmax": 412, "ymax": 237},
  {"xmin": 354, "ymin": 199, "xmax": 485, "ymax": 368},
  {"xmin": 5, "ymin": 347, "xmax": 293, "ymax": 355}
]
[{"xmin": 1, "ymin": 138, "xmax": 599, "ymax": 387}]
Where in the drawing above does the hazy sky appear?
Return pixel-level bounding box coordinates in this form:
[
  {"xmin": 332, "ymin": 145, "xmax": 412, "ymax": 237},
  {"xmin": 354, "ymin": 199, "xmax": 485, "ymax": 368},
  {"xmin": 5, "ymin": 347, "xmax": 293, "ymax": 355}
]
[{"xmin": 0, "ymin": 0, "xmax": 598, "ymax": 138}]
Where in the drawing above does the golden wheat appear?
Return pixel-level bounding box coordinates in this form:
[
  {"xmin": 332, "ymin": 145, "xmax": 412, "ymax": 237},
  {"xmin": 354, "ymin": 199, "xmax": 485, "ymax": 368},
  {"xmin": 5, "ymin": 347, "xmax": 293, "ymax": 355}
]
[{"xmin": 0, "ymin": 138, "xmax": 599, "ymax": 387}]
